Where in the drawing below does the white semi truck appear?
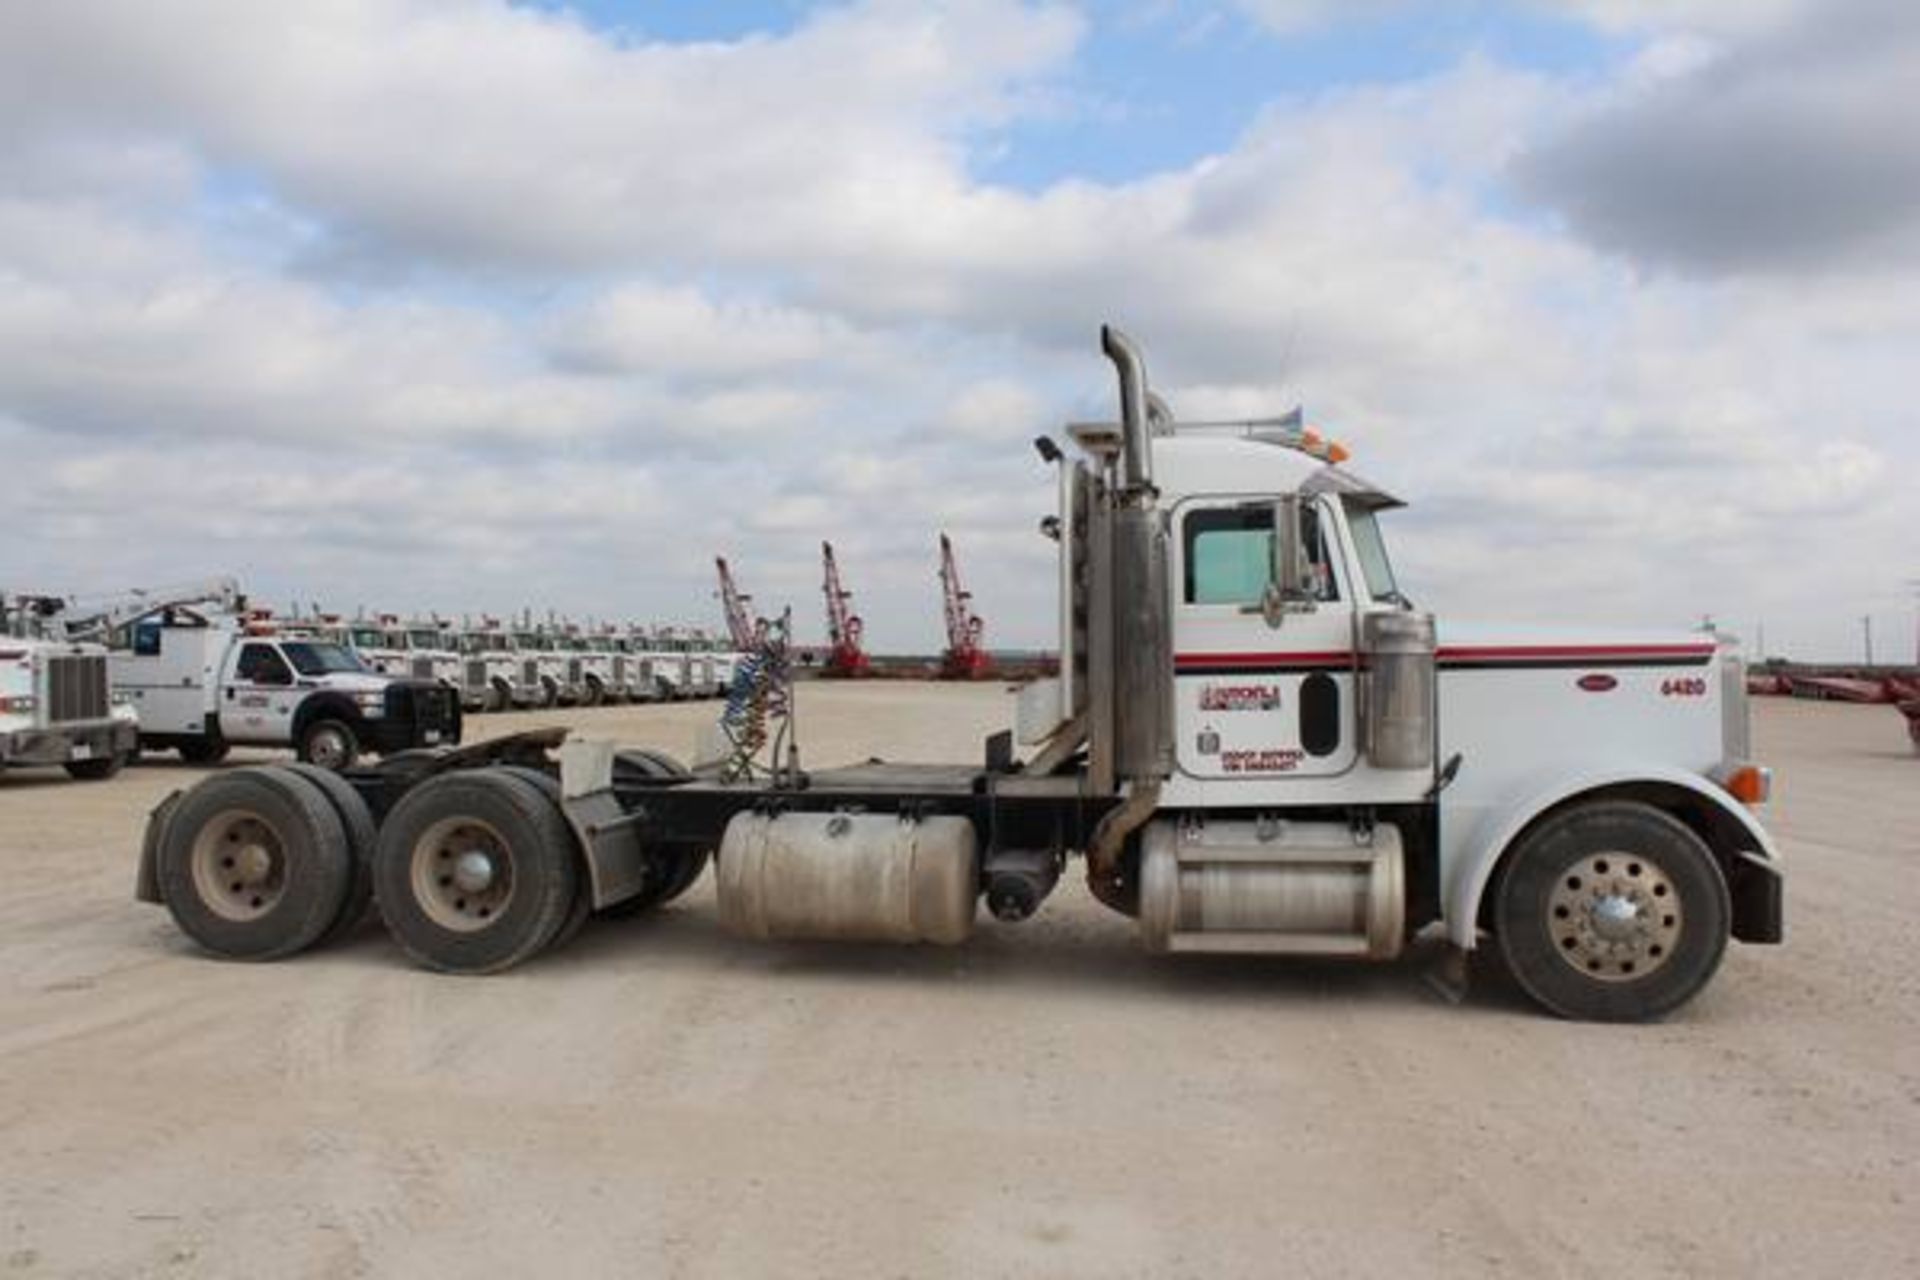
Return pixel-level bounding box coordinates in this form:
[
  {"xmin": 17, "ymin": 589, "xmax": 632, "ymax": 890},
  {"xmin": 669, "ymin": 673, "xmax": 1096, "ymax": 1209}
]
[
  {"xmin": 0, "ymin": 595, "xmax": 139, "ymax": 780},
  {"xmin": 134, "ymin": 328, "xmax": 1780, "ymax": 1019},
  {"xmin": 113, "ymin": 605, "xmax": 462, "ymax": 769}
]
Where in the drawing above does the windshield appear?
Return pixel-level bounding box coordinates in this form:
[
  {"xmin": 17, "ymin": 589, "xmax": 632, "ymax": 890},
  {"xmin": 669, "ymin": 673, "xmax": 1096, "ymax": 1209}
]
[
  {"xmin": 350, "ymin": 628, "xmax": 385, "ymax": 648},
  {"xmin": 283, "ymin": 642, "xmax": 367, "ymax": 676},
  {"xmin": 1344, "ymin": 500, "xmax": 1403, "ymax": 604},
  {"xmin": 409, "ymin": 629, "xmax": 442, "ymax": 649}
]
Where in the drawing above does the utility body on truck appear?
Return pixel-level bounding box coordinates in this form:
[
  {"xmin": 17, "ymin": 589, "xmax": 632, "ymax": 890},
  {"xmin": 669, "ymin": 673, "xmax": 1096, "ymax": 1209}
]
[
  {"xmin": 134, "ymin": 329, "xmax": 1781, "ymax": 1020},
  {"xmin": 114, "ymin": 606, "xmax": 462, "ymax": 770},
  {"xmin": 0, "ymin": 596, "xmax": 139, "ymax": 780}
]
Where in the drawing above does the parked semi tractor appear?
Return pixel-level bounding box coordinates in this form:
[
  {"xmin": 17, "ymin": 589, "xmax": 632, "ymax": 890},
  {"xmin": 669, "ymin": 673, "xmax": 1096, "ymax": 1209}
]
[
  {"xmin": 455, "ymin": 620, "xmax": 520, "ymax": 712},
  {"xmin": 112, "ymin": 602, "xmax": 462, "ymax": 769},
  {"xmin": 0, "ymin": 594, "xmax": 139, "ymax": 780},
  {"xmin": 134, "ymin": 328, "xmax": 1780, "ymax": 1020}
]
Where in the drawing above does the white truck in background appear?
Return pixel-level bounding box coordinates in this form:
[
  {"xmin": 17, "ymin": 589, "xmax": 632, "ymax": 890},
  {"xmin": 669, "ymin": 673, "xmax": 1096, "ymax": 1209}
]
[
  {"xmin": 0, "ymin": 593, "xmax": 139, "ymax": 780},
  {"xmin": 112, "ymin": 604, "xmax": 461, "ymax": 769},
  {"xmin": 455, "ymin": 619, "xmax": 521, "ymax": 712}
]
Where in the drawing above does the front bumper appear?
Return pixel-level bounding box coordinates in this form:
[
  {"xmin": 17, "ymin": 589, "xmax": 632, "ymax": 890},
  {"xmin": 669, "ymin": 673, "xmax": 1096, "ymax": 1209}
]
[
  {"xmin": 366, "ymin": 682, "xmax": 464, "ymax": 754},
  {"xmin": 0, "ymin": 718, "xmax": 139, "ymax": 768}
]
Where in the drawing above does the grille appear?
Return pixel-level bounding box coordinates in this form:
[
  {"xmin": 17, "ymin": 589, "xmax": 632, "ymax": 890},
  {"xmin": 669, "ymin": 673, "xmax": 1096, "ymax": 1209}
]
[
  {"xmin": 567, "ymin": 658, "xmax": 583, "ymax": 684},
  {"xmin": 612, "ymin": 655, "xmax": 627, "ymax": 683},
  {"xmin": 47, "ymin": 654, "xmax": 110, "ymax": 723},
  {"xmin": 522, "ymin": 659, "xmax": 539, "ymax": 686},
  {"xmin": 466, "ymin": 659, "xmax": 488, "ymax": 689},
  {"xmin": 412, "ymin": 656, "xmax": 436, "ymax": 680}
]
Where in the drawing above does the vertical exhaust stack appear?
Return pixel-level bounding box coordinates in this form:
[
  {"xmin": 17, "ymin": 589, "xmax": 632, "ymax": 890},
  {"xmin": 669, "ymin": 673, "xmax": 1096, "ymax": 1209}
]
[{"xmin": 1087, "ymin": 325, "xmax": 1174, "ymax": 913}]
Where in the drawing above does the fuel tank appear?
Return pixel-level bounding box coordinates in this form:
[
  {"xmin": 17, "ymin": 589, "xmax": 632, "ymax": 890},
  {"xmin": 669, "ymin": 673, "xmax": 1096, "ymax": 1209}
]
[{"xmin": 716, "ymin": 811, "xmax": 978, "ymax": 945}]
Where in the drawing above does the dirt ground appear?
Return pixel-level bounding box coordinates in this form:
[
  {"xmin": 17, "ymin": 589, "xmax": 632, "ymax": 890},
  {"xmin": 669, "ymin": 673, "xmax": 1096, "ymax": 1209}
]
[{"xmin": 1, "ymin": 687, "xmax": 1915, "ymax": 1279}]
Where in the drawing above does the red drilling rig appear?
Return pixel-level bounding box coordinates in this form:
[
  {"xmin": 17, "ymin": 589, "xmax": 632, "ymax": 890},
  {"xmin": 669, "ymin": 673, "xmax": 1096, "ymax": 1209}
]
[
  {"xmin": 820, "ymin": 541, "xmax": 870, "ymax": 677},
  {"xmin": 938, "ymin": 532, "xmax": 990, "ymax": 680},
  {"xmin": 714, "ymin": 556, "xmax": 761, "ymax": 652}
]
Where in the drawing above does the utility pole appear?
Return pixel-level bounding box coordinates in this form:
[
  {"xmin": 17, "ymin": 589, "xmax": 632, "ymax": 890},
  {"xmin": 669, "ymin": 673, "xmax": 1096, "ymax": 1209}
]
[{"xmin": 1862, "ymin": 615, "xmax": 1874, "ymax": 667}]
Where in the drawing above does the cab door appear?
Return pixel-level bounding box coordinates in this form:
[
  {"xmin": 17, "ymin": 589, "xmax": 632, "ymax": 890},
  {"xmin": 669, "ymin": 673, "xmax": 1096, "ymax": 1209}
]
[
  {"xmin": 219, "ymin": 642, "xmax": 300, "ymax": 741},
  {"xmin": 1171, "ymin": 494, "xmax": 1359, "ymax": 780}
]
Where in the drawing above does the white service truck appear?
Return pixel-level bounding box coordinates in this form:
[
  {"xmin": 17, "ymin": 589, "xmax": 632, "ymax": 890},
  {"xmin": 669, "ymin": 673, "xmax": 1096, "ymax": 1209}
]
[
  {"xmin": 114, "ymin": 606, "xmax": 462, "ymax": 769},
  {"xmin": 0, "ymin": 596, "xmax": 139, "ymax": 780},
  {"xmin": 135, "ymin": 327, "xmax": 1780, "ymax": 1020}
]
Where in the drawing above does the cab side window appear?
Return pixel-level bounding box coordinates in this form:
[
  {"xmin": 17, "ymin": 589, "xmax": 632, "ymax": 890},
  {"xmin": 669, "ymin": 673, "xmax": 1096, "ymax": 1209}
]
[
  {"xmin": 237, "ymin": 644, "xmax": 292, "ymax": 685},
  {"xmin": 1183, "ymin": 503, "xmax": 1340, "ymax": 605}
]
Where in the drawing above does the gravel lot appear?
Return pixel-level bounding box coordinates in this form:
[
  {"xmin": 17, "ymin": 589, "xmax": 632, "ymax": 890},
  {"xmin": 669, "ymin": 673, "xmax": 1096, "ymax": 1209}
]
[{"xmin": 1, "ymin": 687, "xmax": 1915, "ymax": 1278}]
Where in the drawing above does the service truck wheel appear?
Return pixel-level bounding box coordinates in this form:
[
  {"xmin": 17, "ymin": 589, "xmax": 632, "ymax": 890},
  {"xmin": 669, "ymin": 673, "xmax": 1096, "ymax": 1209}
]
[
  {"xmin": 1493, "ymin": 800, "xmax": 1730, "ymax": 1022},
  {"xmin": 178, "ymin": 738, "xmax": 231, "ymax": 766},
  {"xmin": 278, "ymin": 762, "xmax": 378, "ymax": 945},
  {"xmin": 373, "ymin": 769, "xmax": 579, "ymax": 974},
  {"xmin": 298, "ymin": 719, "xmax": 359, "ymax": 772},
  {"xmin": 65, "ymin": 753, "xmax": 126, "ymax": 781},
  {"xmin": 155, "ymin": 767, "xmax": 354, "ymax": 960}
]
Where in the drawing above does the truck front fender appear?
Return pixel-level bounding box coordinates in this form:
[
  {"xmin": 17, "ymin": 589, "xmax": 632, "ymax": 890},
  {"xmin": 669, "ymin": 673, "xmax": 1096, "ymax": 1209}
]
[{"xmin": 1444, "ymin": 763, "xmax": 1781, "ymax": 951}]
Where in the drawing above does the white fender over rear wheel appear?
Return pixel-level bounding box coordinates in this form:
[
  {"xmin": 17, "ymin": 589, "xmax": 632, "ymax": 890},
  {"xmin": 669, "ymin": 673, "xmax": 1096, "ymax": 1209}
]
[
  {"xmin": 1493, "ymin": 800, "xmax": 1730, "ymax": 1022},
  {"xmin": 154, "ymin": 767, "xmax": 354, "ymax": 960},
  {"xmin": 372, "ymin": 769, "xmax": 579, "ymax": 974}
]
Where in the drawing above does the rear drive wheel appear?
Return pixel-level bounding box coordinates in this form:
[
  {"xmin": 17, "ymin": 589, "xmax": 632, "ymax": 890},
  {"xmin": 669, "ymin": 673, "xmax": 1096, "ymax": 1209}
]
[
  {"xmin": 178, "ymin": 737, "xmax": 230, "ymax": 766},
  {"xmin": 65, "ymin": 753, "xmax": 126, "ymax": 781},
  {"xmin": 155, "ymin": 767, "xmax": 353, "ymax": 960},
  {"xmin": 493, "ymin": 765, "xmax": 591, "ymax": 950},
  {"xmin": 298, "ymin": 719, "xmax": 359, "ymax": 772},
  {"xmin": 278, "ymin": 762, "xmax": 378, "ymax": 945},
  {"xmin": 1494, "ymin": 800, "xmax": 1730, "ymax": 1022},
  {"xmin": 373, "ymin": 769, "xmax": 579, "ymax": 974},
  {"xmin": 602, "ymin": 749, "xmax": 710, "ymax": 917}
]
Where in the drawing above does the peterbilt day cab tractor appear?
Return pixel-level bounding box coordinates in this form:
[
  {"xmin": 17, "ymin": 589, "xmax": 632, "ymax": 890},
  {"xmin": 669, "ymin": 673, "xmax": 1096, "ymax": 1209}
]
[
  {"xmin": 112, "ymin": 606, "xmax": 462, "ymax": 770},
  {"xmin": 0, "ymin": 595, "xmax": 139, "ymax": 780},
  {"xmin": 135, "ymin": 328, "xmax": 1780, "ymax": 1020}
]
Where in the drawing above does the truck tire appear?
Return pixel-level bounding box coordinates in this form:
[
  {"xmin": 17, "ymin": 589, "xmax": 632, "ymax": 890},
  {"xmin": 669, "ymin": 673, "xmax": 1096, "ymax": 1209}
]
[
  {"xmin": 485, "ymin": 680, "xmax": 510, "ymax": 713},
  {"xmin": 155, "ymin": 767, "xmax": 354, "ymax": 960},
  {"xmin": 602, "ymin": 749, "xmax": 709, "ymax": 917},
  {"xmin": 298, "ymin": 719, "xmax": 359, "ymax": 772},
  {"xmin": 372, "ymin": 769, "xmax": 579, "ymax": 974},
  {"xmin": 538, "ymin": 677, "xmax": 559, "ymax": 709},
  {"xmin": 278, "ymin": 762, "xmax": 378, "ymax": 945},
  {"xmin": 178, "ymin": 738, "xmax": 230, "ymax": 766},
  {"xmin": 492, "ymin": 765, "xmax": 592, "ymax": 950},
  {"xmin": 65, "ymin": 753, "xmax": 127, "ymax": 781},
  {"xmin": 582, "ymin": 677, "xmax": 605, "ymax": 708},
  {"xmin": 1493, "ymin": 800, "xmax": 1730, "ymax": 1022}
]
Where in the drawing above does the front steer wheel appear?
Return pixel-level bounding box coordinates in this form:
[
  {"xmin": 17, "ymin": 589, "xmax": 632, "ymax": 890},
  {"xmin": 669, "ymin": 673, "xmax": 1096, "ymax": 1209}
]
[
  {"xmin": 154, "ymin": 767, "xmax": 354, "ymax": 960},
  {"xmin": 298, "ymin": 719, "xmax": 360, "ymax": 772},
  {"xmin": 373, "ymin": 769, "xmax": 580, "ymax": 974},
  {"xmin": 1493, "ymin": 800, "xmax": 1730, "ymax": 1022}
]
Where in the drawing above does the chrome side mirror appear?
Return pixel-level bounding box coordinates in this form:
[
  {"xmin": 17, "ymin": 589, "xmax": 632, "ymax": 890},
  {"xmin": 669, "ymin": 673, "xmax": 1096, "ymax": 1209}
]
[{"xmin": 1259, "ymin": 492, "xmax": 1316, "ymax": 629}]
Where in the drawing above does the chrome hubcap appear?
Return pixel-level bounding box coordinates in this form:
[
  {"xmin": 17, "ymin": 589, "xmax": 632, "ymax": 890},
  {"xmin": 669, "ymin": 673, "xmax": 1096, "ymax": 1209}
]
[{"xmin": 1547, "ymin": 851, "xmax": 1682, "ymax": 982}]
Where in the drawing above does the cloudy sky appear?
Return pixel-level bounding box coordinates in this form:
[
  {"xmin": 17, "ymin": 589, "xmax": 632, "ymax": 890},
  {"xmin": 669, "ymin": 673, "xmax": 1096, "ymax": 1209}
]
[{"xmin": 3, "ymin": 0, "xmax": 1913, "ymax": 660}]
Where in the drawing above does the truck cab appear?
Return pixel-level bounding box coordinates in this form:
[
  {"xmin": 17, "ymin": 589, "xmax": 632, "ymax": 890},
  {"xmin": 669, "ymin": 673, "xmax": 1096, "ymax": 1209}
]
[
  {"xmin": 455, "ymin": 623, "xmax": 519, "ymax": 712},
  {"xmin": 510, "ymin": 629, "xmax": 571, "ymax": 708}
]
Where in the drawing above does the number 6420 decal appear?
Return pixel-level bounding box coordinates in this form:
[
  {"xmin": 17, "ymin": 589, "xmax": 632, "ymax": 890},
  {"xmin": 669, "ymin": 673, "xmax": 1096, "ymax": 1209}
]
[{"xmin": 1661, "ymin": 676, "xmax": 1708, "ymax": 697}]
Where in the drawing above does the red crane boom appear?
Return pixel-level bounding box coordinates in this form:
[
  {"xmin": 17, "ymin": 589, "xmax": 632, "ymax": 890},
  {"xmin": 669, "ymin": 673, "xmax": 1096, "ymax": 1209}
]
[
  {"xmin": 821, "ymin": 541, "xmax": 869, "ymax": 677},
  {"xmin": 715, "ymin": 557, "xmax": 759, "ymax": 651},
  {"xmin": 938, "ymin": 533, "xmax": 989, "ymax": 680}
]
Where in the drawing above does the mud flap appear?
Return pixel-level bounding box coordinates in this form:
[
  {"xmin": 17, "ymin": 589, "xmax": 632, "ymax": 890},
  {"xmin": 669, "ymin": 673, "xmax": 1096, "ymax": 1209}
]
[{"xmin": 136, "ymin": 788, "xmax": 185, "ymax": 904}]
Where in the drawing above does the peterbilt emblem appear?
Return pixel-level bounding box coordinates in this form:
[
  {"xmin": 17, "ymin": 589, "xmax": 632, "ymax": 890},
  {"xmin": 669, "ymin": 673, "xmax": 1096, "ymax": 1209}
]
[
  {"xmin": 1576, "ymin": 674, "xmax": 1618, "ymax": 693},
  {"xmin": 1198, "ymin": 683, "xmax": 1282, "ymax": 712}
]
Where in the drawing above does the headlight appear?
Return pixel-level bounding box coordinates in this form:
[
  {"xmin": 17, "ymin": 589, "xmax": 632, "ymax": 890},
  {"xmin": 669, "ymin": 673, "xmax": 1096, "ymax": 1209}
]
[{"xmin": 0, "ymin": 694, "xmax": 34, "ymax": 714}]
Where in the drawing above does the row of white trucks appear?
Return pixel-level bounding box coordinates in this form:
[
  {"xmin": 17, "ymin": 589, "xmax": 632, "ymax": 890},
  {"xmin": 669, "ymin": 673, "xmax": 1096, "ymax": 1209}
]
[{"xmin": 3, "ymin": 580, "xmax": 736, "ymax": 778}]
